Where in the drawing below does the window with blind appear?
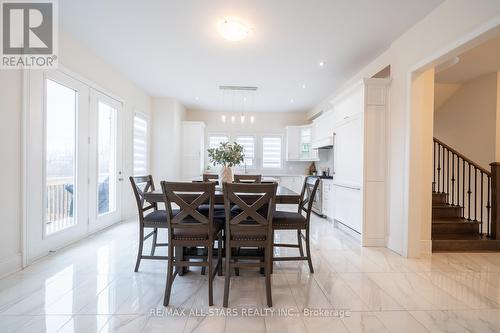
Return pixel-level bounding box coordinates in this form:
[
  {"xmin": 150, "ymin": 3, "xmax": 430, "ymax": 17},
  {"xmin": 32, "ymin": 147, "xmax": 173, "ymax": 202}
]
[
  {"xmin": 236, "ymin": 136, "xmax": 255, "ymax": 168},
  {"xmin": 208, "ymin": 134, "xmax": 229, "ymax": 149},
  {"xmin": 133, "ymin": 113, "xmax": 148, "ymax": 175},
  {"xmin": 262, "ymin": 136, "xmax": 282, "ymax": 169}
]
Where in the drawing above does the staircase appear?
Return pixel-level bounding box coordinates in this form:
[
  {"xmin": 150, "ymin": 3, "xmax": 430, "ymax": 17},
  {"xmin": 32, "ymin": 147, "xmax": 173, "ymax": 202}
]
[
  {"xmin": 432, "ymin": 138, "xmax": 500, "ymax": 251},
  {"xmin": 432, "ymin": 192, "xmax": 500, "ymax": 251}
]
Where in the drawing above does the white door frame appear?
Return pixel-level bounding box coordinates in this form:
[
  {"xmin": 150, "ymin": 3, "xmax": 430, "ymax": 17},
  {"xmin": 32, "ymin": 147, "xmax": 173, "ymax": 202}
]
[
  {"xmin": 88, "ymin": 89, "xmax": 124, "ymax": 232},
  {"xmin": 21, "ymin": 65, "xmax": 126, "ymax": 267},
  {"xmin": 402, "ymin": 17, "xmax": 500, "ymax": 257}
]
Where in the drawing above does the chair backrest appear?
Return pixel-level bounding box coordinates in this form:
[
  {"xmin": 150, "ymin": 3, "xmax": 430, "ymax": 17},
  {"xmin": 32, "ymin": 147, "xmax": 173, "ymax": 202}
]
[
  {"xmin": 298, "ymin": 177, "xmax": 320, "ymax": 221},
  {"xmin": 233, "ymin": 174, "xmax": 262, "ymax": 183},
  {"xmin": 161, "ymin": 181, "xmax": 216, "ymax": 236},
  {"xmin": 223, "ymin": 182, "xmax": 277, "ymax": 240},
  {"xmin": 130, "ymin": 175, "xmax": 157, "ymax": 220},
  {"xmin": 202, "ymin": 173, "xmax": 219, "ymax": 185}
]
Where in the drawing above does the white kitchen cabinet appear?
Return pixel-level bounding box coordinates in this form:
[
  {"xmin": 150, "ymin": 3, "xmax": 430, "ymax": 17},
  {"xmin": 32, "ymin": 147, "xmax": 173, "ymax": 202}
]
[
  {"xmin": 311, "ymin": 110, "xmax": 335, "ymax": 149},
  {"xmin": 328, "ymin": 78, "xmax": 390, "ymax": 246},
  {"xmin": 333, "ymin": 184, "xmax": 362, "ymax": 232},
  {"xmin": 322, "ymin": 179, "xmax": 334, "ymax": 219},
  {"xmin": 180, "ymin": 121, "xmax": 205, "ymax": 180},
  {"xmin": 285, "ymin": 125, "xmax": 318, "ymax": 161}
]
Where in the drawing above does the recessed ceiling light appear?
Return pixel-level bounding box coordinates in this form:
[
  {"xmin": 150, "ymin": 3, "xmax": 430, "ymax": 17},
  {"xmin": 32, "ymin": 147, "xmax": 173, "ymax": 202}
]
[
  {"xmin": 319, "ymin": 61, "xmax": 325, "ymax": 67},
  {"xmin": 218, "ymin": 17, "xmax": 250, "ymax": 42},
  {"xmin": 302, "ymin": 84, "xmax": 306, "ymax": 89},
  {"xmin": 290, "ymin": 98, "xmax": 295, "ymax": 103}
]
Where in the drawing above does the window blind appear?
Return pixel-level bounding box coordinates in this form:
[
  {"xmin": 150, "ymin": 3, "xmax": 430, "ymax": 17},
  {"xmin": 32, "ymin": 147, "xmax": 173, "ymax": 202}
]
[
  {"xmin": 262, "ymin": 136, "xmax": 282, "ymax": 169},
  {"xmin": 236, "ymin": 136, "xmax": 255, "ymax": 167},
  {"xmin": 133, "ymin": 113, "xmax": 148, "ymax": 175}
]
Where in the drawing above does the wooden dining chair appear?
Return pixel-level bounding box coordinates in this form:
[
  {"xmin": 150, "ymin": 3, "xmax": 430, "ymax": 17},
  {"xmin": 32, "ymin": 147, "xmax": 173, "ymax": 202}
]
[
  {"xmin": 233, "ymin": 174, "xmax": 262, "ymax": 183},
  {"xmin": 203, "ymin": 173, "xmax": 220, "ymax": 185},
  {"xmin": 272, "ymin": 177, "xmax": 320, "ymax": 273},
  {"xmin": 161, "ymin": 181, "xmax": 223, "ymax": 306},
  {"xmin": 223, "ymin": 182, "xmax": 277, "ymax": 307},
  {"xmin": 130, "ymin": 175, "xmax": 170, "ymax": 272}
]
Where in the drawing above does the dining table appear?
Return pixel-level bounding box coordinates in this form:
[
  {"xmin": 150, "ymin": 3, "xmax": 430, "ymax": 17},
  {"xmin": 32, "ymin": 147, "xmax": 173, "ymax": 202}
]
[
  {"xmin": 143, "ymin": 184, "xmax": 300, "ymax": 276},
  {"xmin": 143, "ymin": 184, "xmax": 300, "ymax": 205}
]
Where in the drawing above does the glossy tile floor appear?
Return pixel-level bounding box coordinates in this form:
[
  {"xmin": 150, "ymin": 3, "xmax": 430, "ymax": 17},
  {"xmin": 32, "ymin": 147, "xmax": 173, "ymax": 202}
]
[{"xmin": 2, "ymin": 206, "xmax": 500, "ymax": 332}]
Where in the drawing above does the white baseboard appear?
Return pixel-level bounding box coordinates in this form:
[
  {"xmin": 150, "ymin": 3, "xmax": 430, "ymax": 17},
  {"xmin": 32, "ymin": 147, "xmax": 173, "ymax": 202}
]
[
  {"xmin": 420, "ymin": 240, "xmax": 432, "ymax": 255},
  {"xmin": 0, "ymin": 254, "xmax": 22, "ymax": 279}
]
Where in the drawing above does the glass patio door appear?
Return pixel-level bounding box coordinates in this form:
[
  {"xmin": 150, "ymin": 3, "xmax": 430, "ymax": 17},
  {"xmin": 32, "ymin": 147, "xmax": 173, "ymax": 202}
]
[
  {"xmin": 26, "ymin": 70, "xmax": 124, "ymax": 264},
  {"xmin": 26, "ymin": 70, "xmax": 90, "ymax": 263},
  {"xmin": 88, "ymin": 90, "xmax": 123, "ymax": 231}
]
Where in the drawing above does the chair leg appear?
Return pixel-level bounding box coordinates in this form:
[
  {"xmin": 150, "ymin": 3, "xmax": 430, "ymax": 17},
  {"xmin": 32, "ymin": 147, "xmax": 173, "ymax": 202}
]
[
  {"xmin": 223, "ymin": 245, "xmax": 231, "ymax": 307},
  {"xmin": 217, "ymin": 234, "xmax": 223, "ymax": 276},
  {"xmin": 150, "ymin": 228, "xmax": 158, "ymax": 256},
  {"xmin": 201, "ymin": 247, "xmax": 208, "ymax": 275},
  {"xmin": 134, "ymin": 226, "xmax": 144, "ymax": 272},
  {"xmin": 297, "ymin": 230, "xmax": 304, "ymax": 257},
  {"xmin": 234, "ymin": 248, "xmax": 240, "ymax": 276},
  {"xmin": 265, "ymin": 246, "xmax": 272, "ymax": 307},
  {"xmin": 163, "ymin": 245, "xmax": 174, "ymax": 306},
  {"xmin": 208, "ymin": 244, "xmax": 214, "ymax": 306},
  {"xmin": 305, "ymin": 229, "xmax": 314, "ymax": 273}
]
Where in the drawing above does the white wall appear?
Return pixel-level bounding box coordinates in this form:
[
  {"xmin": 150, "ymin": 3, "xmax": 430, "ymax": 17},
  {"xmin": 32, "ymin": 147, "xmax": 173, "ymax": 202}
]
[
  {"xmin": 309, "ymin": 0, "xmax": 500, "ymax": 256},
  {"xmin": 0, "ymin": 70, "xmax": 23, "ymax": 276},
  {"xmin": 151, "ymin": 98, "xmax": 186, "ymax": 182},
  {"xmin": 185, "ymin": 110, "xmax": 312, "ymax": 175},
  {"xmin": 434, "ymin": 73, "xmax": 498, "ymax": 169},
  {"xmin": 0, "ymin": 31, "xmax": 152, "ymax": 277}
]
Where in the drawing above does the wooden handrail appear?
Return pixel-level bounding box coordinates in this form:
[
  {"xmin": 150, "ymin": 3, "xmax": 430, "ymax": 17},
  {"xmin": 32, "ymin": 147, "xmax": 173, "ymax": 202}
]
[{"xmin": 433, "ymin": 137, "xmax": 491, "ymax": 175}]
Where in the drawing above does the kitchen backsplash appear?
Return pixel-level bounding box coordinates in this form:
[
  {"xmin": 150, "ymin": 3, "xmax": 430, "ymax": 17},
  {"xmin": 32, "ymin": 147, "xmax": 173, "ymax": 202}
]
[{"xmin": 316, "ymin": 149, "xmax": 334, "ymax": 174}]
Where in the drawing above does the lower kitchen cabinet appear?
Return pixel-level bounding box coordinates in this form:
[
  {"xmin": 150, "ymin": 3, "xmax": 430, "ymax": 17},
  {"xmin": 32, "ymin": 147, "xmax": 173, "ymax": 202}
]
[
  {"xmin": 333, "ymin": 184, "xmax": 362, "ymax": 233},
  {"xmin": 322, "ymin": 179, "xmax": 334, "ymax": 219}
]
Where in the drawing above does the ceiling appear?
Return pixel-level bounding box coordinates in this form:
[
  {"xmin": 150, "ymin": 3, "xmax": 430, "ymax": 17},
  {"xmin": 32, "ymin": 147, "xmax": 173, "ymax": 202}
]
[
  {"xmin": 436, "ymin": 34, "xmax": 500, "ymax": 83},
  {"xmin": 60, "ymin": 0, "xmax": 443, "ymax": 112}
]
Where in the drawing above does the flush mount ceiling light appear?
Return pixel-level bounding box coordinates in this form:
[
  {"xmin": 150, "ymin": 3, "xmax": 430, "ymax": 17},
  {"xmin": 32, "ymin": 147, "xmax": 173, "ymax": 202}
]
[{"xmin": 218, "ymin": 17, "xmax": 250, "ymax": 42}]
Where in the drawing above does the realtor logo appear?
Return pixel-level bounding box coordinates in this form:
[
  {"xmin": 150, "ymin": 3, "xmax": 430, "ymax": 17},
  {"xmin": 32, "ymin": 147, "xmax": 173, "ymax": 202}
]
[{"xmin": 1, "ymin": 0, "xmax": 58, "ymax": 69}]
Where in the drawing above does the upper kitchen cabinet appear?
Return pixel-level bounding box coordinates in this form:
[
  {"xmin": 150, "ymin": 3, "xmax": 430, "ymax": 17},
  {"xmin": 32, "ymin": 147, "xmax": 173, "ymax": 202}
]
[
  {"xmin": 329, "ymin": 78, "xmax": 390, "ymax": 247},
  {"xmin": 285, "ymin": 125, "xmax": 318, "ymax": 161},
  {"xmin": 180, "ymin": 121, "xmax": 205, "ymax": 180},
  {"xmin": 311, "ymin": 110, "xmax": 334, "ymax": 149}
]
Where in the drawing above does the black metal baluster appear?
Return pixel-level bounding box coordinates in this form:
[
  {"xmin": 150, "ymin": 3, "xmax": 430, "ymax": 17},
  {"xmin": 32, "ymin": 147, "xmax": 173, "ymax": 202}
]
[
  {"xmin": 474, "ymin": 167, "xmax": 477, "ymax": 221},
  {"xmin": 487, "ymin": 176, "xmax": 491, "ymax": 237},
  {"xmin": 451, "ymin": 153, "xmax": 455, "ymax": 205},
  {"xmin": 457, "ymin": 157, "xmax": 460, "ymax": 208},
  {"xmin": 447, "ymin": 149, "xmax": 450, "ymax": 197},
  {"xmin": 481, "ymin": 172, "xmax": 484, "ymax": 234},
  {"xmin": 433, "ymin": 142, "xmax": 436, "ymax": 192},
  {"xmin": 437, "ymin": 145, "xmax": 441, "ymax": 193},
  {"xmin": 468, "ymin": 163, "xmax": 472, "ymax": 220},
  {"xmin": 442, "ymin": 146, "xmax": 445, "ymax": 193},
  {"xmin": 463, "ymin": 160, "xmax": 466, "ymax": 218}
]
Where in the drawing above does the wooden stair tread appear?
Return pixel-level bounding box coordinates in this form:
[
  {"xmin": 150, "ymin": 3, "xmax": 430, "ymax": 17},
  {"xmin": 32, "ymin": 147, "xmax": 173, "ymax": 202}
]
[
  {"xmin": 432, "ymin": 233, "xmax": 484, "ymax": 240},
  {"xmin": 432, "ymin": 218, "xmax": 479, "ymax": 224}
]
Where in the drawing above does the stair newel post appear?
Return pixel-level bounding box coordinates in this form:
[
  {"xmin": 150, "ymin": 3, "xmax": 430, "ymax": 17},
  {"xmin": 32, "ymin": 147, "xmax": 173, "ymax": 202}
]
[{"xmin": 490, "ymin": 162, "xmax": 500, "ymax": 239}]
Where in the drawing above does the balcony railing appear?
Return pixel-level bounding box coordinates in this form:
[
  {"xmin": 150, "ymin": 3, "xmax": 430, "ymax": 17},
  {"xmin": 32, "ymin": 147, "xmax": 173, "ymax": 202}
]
[{"xmin": 46, "ymin": 177, "xmax": 75, "ymax": 235}]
